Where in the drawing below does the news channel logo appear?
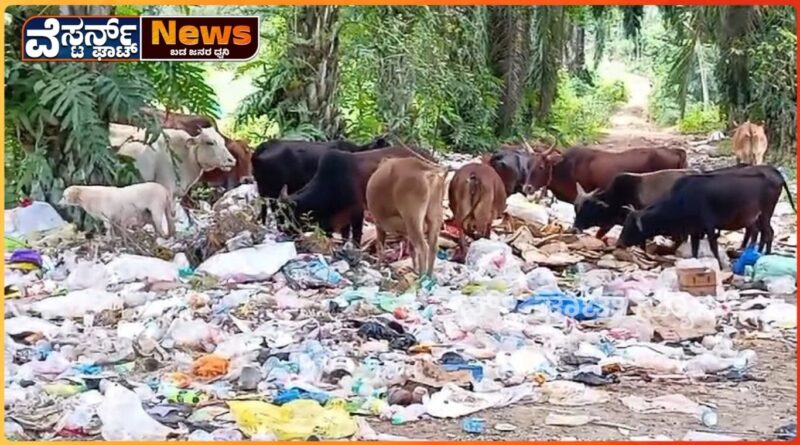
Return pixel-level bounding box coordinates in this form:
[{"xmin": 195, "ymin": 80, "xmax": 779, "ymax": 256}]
[{"xmin": 22, "ymin": 15, "xmax": 259, "ymax": 62}]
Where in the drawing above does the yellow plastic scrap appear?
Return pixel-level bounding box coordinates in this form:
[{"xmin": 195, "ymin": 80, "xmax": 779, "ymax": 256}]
[{"xmin": 227, "ymin": 399, "xmax": 357, "ymax": 440}]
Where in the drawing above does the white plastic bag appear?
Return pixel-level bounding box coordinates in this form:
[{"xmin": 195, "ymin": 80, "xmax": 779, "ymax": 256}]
[
  {"xmin": 634, "ymin": 291, "xmax": 717, "ymax": 341},
  {"xmin": 106, "ymin": 254, "xmax": 179, "ymax": 284},
  {"xmin": 465, "ymin": 239, "xmax": 522, "ymax": 278},
  {"xmin": 5, "ymin": 202, "xmax": 66, "ymax": 238},
  {"xmin": 30, "ymin": 289, "xmax": 123, "ymax": 320},
  {"xmin": 505, "ymin": 194, "xmax": 549, "ymax": 226},
  {"xmin": 65, "ymin": 261, "xmax": 109, "ymax": 290},
  {"xmin": 98, "ymin": 383, "xmax": 172, "ymax": 441},
  {"xmin": 197, "ymin": 242, "xmax": 297, "ymax": 283},
  {"xmin": 525, "ymin": 267, "xmax": 558, "ymax": 291},
  {"xmin": 541, "ymin": 380, "xmax": 609, "ymax": 406}
]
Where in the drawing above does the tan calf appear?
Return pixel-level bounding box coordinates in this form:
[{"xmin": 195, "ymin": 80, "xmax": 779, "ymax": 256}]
[
  {"xmin": 732, "ymin": 121, "xmax": 768, "ymax": 165},
  {"xmin": 59, "ymin": 182, "xmax": 175, "ymax": 237},
  {"xmin": 448, "ymin": 163, "xmax": 507, "ymax": 260},
  {"xmin": 366, "ymin": 157, "xmax": 447, "ymax": 276}
]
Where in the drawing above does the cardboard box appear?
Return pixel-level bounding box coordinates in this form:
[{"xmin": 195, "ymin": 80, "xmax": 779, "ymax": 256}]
[{"xmin": 677, "ymin": 267, "xmax": 718, "ymax": 296}]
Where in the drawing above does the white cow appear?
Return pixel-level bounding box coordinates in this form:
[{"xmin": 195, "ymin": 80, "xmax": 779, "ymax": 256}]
[{"xmin": 110, "ymin": 123, "xmax": 235, "ymax": 197}]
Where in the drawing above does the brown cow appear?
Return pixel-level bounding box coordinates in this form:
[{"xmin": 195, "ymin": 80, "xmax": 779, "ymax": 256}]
[
  {"xmin": 367, "ymin": 157, "xmax": 447, "ymax": 276},
  {"xmin": 732, "ymin": 121, "xmax": 768, "ymax": 165},
  {"xmin": 522, "ymin": 146, "xmax": 688, "ymax": 203},
  {"xmin": 201, "ymin": 138, "xmax": 253, "ymax": 189},
  {"xmin": 448, "ymin": 163, "xmax": 507, "ymax": 260},
  {"xmin": 114, "ymin": 108, "xmax": 251, "ymax": 189}
]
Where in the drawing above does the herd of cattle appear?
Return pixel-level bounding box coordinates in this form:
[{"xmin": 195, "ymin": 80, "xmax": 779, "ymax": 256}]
[{"xmin": 58, "ymin": 110, "xmax": 794, "ymax": 276}]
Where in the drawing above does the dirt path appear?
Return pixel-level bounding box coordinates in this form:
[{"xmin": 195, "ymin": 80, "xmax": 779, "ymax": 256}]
[
  {"xmin": 367, "ymin": 68, "xmax": 797, "ymax": 442},
  {"xmin": 590, "ymin": 64, "xmax": 686, "ymax": 152}
]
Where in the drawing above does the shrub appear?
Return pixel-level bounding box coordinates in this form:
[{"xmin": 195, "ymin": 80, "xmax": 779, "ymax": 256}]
[
  {"xmin": 677, "ymin": 103, "xmax": 723, "ymax": 135},
  {"xmin": 537, "ymin": 71, "xmax": 628, "ymax": 146}
]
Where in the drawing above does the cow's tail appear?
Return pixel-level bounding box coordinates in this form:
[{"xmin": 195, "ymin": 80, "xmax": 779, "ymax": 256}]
[
  {"xmin": 780, "ymin": 175, "xmax": 797, "ymax": 213},
  {"xmin": 464, "ymin": 172, "xmax": 481, "ymax": 224}
]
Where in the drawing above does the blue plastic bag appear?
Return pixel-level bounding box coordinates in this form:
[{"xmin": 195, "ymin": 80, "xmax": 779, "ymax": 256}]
[
  {"xmin": 282, "ymin": 254, "xmax": 343, "ymax": 289},
  {"xmin": 273, "ymin": 387, "xmax": 330, "ymax": 406},
  {"xmin": 516, "ymin": 290, "xmax": 606, "ymax": 321},
  {"xmin": 733, "ymin": 245, "xmax": 761, "ymax": 276}
]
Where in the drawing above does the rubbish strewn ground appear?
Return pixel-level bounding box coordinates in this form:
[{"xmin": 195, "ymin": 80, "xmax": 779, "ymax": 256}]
[{"xmin": 4, "ymin": 84, "xmax": 797, "ymax": 441}]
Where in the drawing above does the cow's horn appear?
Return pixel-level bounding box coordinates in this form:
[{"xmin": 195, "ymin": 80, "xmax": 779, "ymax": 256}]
[
  {"xmin": 279, "ymin": 185, "xmax": 290, "ymax": 201},
  {"xmin": 522, "ymin": 139, "xmax": 534, "ymax": 153},
  {"xmin": 634, "ymin": 212, "xmax": 644, "ymax": 231},
  {"xmin": 622, "ymin": 204, "xmax": 636, "ymax": 213}
]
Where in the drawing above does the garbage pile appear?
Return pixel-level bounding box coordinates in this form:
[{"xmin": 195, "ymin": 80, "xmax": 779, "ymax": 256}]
[{"xmin": 4, "ymin": 165, "xmax": 797, "ymax": 441}]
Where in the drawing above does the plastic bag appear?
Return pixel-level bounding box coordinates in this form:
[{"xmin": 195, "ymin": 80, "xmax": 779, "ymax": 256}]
[
  {"xmin": 465, "ymin": 239, "xmax": 523, "ymax": 278},
  {"xmin": 197, "ymin": 242, "xmax": 297, "ymax": 283},
  {"xmin": 107, "ymin": 254, "xmax": 179, "ymax": 284},
  {"xmin": 98, "ymin": 383, "xmax": 173, "ymax": 440},
  {"xmin": 733, "ymin": 245, "xmax": 761, "ymax": 275},
  {"xmin": 227, "ymin": 399, "xmax": 356, "ymax": 440},
  {"xmin": 65, "ymin": 261, "xmax": 109, "ymax": 290},
  {"xmin": 30, "ymin": 289, "xmax": 123, "ymax": 320},
  {"xmin": 516, "ymin": 289, "xmax": 607, "ymax": 321},
  {"xmin": 765, "ymin": 276, "xmax": 796, "ymax": 295},
  {"xmin": 525, "ymin": 267, "xmax": 558, "ymax": 291},
  {"xmin": 541, "ymin": 380, "xmax": 609, "ymax": 406},
  {"xmin": 5, "ymin": 202, "xmax": 66, "ymax": 239},
  {"xmin": 634, "ymin": 291, "xmax": 717, "ymax": 341},
  {"xmin": 282, "ymin": 254, "xmax": 344, "ymax": 289},
  {"xmin": 753, "ymin": 255, "xmax": 797, "ymax": 282},
  {"xmin": 505, "ymin": 194, "xmax": 549, "ymax": 226}
]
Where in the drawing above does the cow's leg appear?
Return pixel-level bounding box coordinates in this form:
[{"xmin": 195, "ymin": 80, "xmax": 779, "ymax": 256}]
[
  {"xmin": 150, "ymin": 206, "xmax": 169, "ymax": 238},
  {"xmin": 741, "ymin": 226, "xmax": 753, "ymax": 250},
  {"xmin": 759, "ymin": 217, "xmax": 774, "ymax": 254},
  {"xmin": 403, "ymin": 214, "xmax": 427, "ymax": 276},
  {"xmin": 706, "ymin": 227, "xmax": 722, "ymax": 266},
  {"xmin": 425, "ymin": 221, "xmax": 440, "ymax": 276},
  {"xmin": 375, "ymin": 227, "xmax": 387, "ymax": 264},
  {"xmin": 595, "ymin": 225, "xmax": 611, "ymax": 240},
  {"xmin": 690, "ymin": 232, "xmax": 701, "ymax": 258},
  {"xmin": 350, "ymin": 209, "xmax": 364, "ymax": 248}
]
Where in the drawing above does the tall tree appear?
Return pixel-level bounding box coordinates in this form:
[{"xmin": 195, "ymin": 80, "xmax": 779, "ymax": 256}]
[
  {"xmin": 488, "ymin": 6, "xmax": 532, "ymax": 137},
  {"xmin": 531, "ymin": 6, "xmax": 566, "ymax": 121}
]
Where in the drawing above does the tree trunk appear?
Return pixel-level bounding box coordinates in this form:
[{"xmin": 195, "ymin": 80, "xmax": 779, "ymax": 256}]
[
  {"xmin": 290, "ymin": 6, "xmax": 342, "ymax": 138},
  {"xmin": 718, "ymin": 6, "xmax": 754, "ymax": 125},
  {"xmin": 533, "ymin": 6, "xmax": 566, "ymax": 121},
  {"xmin": 374, "ymin": 7, "xmax": 415, "ymax": 137},
  {"xmin": 488, "ymin": 6, "xmax": 532, "ymax": 138},
  {"xmin": 696, "ymin": 41, "xmax": 709, "ymax": 108},
  {"xmin": 566, "ymin": 23, "xmax": 585, "ymax": 74}
]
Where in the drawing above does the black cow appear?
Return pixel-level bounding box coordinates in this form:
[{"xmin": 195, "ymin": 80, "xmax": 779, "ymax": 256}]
[
  {"xmin": 487, "ymin": 149, "xmax": 533, "ymax": 196},
  {"xmin": 277, "ymin": 145, "xmax": 436, "ymax": 246},
  {"xmin": 573, "ymin": 169, "xmax": 696, "ymax": 239},
  {"xmin": 617, "ymin": 165, "xmax": 795, "ymax": 262},
  {"xmin": 251, "ymin": 136, "xmax": 391, "ymax": 223}
]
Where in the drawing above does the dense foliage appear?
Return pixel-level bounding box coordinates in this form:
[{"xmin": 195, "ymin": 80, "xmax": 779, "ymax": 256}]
[
  {"xmin": 4, "ymin": 6, "xmax": 220, "ymax": 211},
  {"xmin": 233, "ymin": 6, "xmax": 629, "ymax": 152}
]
